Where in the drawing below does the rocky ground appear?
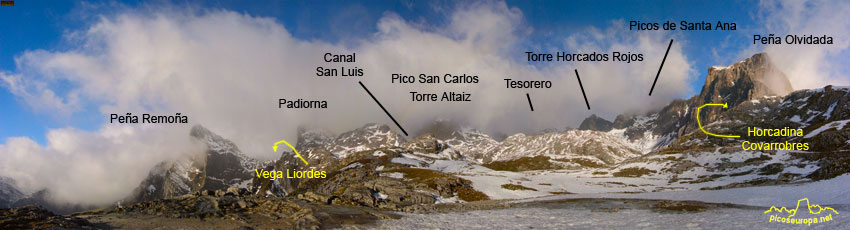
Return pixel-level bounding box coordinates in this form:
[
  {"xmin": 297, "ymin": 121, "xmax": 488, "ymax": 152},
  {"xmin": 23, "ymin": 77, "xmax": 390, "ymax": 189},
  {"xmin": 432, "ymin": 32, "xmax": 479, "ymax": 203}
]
[
  {"xmin": 1, "ymin": 191, "xmax": 766, "ymax": 230},
  {"xmin": 1, "ymin": 185, "xmax": 506, "ymax": 229},
  {"xmin": 0, "ymin": 206, "xmax": 97, "ymax": 229},
  {"xmin": 3, "ymin": 187, "xmax": 398, "ymax": 229}
]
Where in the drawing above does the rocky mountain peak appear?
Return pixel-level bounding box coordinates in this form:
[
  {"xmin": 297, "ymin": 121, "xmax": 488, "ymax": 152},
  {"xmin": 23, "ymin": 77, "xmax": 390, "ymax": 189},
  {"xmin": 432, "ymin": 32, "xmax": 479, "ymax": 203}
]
[
  {"xmin": 402, "ymin": 134, "xmax": 442, "ymax": 153},
  {"xmin": 699, "ymin": 52, "xmax": 792, "ymax": 108},
  {"xmin": 325, "ymin": 123, "xmax": 404, "ymax": 158},
  {"xmin": 131, "ymin": 125, "xmax": 262, "ymax": 203},
  {"xmin": 685, "ymin": 52, "xmax": 793, "ymax": 131},
  {"xmin": 416, "ymin": 120, "xmax": 463, "ymax": 140},
  {"xmin": 578, "ymin": 114, "xmax": 614, "ymax": 132},
  {"xmin": 295, "ymin": 125, "xmax": 334, "ymax": 152},
  {"xmin": 189, "ymin": 125, "xmax": 214, "ymax": 139},
  {"xmin": 0, "ymin": 177, "xmax": 25, "ymax": 209},
  {"xmin": 189, "ymin": 125, "xmax": 240, "ymax": 155}
]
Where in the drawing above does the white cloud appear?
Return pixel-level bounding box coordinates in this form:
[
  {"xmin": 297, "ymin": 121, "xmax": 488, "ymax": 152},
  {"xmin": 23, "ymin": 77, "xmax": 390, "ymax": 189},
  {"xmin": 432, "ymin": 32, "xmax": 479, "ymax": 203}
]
[
  {"xmin": 0, "ymin": 72, "xmax": 81, "ymax": 117},
  {"xmin": 0, "ymin": 125, "xmax": 202, "ymax": 206},
  {"xmin": 560, "ymin": 20, "xmax": 694, "ymax": 119},
  {"xmin": 0, "ymin": 2, "xmax": 696, "ymax": 205},
  {"xmin": 754, "ymin": 0, "xmax": 850, "ymax": 89}
]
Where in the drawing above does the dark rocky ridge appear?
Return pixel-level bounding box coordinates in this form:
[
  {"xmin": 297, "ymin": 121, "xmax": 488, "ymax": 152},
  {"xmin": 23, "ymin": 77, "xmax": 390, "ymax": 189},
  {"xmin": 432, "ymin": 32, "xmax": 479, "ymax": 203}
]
[
  {"xmin": 612, "ymin": 84, "xmax": 850, "ymax": 188},
  {"xmin": 9, "ymin": 190, "xmax": 97, "ymax": 215},
  {"xmin": 692, "ymin": 52, "xmax": 792, "ymax": 127},
  {"xmin": 1, "ymin": 177, "xmax": 98, "ymax": 214},
  {"xmin": 191, "ymin": 126, "xmax": 259, "ymax": 191},
  {"xmin": 0, "ymin": 177, "xmax": 23, "ymax": 209},
  {"xmin": 416, "ymin": 120, "xmax": 464, "ymax": 140},
  {"xmin": 0, "ymin": 206, "xmax": 95, "ymax": 229},
  {"xmin": 295, "ymin": 126, "xmax": 334, "ymax": 152},
  {"xmin": 128, "ymin": 125, "xmax": 262, "ymax": 204},
  {"xmin": 578, "ymin": 114, "xmax": 614, "ymax": 132}
]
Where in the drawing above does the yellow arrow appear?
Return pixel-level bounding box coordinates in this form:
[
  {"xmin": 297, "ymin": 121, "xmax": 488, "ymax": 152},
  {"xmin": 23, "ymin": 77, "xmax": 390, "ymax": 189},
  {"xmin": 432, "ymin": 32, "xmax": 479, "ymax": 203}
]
[
  {"xmin": 696, "ymin": 103, "xmax": 740, "ymax": 138},
  {"xmin": 273, "ymin": 139, "xmax": 309, "ymax": 165}
]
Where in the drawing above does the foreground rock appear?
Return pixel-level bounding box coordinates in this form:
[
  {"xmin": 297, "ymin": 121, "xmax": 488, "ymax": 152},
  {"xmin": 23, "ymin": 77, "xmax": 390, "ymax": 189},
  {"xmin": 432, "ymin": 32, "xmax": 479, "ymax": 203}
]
[
  {"xmin": 261, "ymin": 147, "xmax": 489, "ymax": 213},
  {"xmin": 0, "ymin": 206, "xmax": 94, "ymax": 229},
  {"xmin": 81, "ymin": 187, "xmax": 398, "ymax": 230}
]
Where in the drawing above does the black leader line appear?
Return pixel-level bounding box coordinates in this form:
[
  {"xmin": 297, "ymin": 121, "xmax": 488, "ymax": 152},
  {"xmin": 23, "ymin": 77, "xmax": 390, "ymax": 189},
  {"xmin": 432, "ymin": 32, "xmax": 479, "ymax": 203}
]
[
  {"xmin": 649, "ymin": 39, "xmax": 674, "ymax": 96},
  {"xmin": 575, "ymin": 69, "xmax": 590, "ymax": 110},
  {"xmin": 358, "ymin": 81, "xmax": 408, "ymax": 136}
]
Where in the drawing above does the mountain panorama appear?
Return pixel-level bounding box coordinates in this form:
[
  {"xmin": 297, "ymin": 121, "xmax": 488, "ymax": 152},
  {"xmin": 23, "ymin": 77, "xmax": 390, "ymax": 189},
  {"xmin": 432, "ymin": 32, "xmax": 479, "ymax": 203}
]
[{"xmin": 1, "ymin": 52, "xmax": 848, "ymax": 228}]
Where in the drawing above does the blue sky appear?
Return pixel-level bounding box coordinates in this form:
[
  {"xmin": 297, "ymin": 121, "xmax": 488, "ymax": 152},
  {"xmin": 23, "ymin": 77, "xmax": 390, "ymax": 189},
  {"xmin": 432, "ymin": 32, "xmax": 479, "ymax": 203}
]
[{"xmin": 0, "ymin": 0, "xmax": 776, "ymax": 144}]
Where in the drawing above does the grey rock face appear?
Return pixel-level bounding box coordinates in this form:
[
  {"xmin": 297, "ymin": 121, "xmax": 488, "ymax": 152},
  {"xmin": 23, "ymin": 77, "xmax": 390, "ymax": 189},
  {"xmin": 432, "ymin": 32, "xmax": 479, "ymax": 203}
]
[
  {"xmin": 295, "ymin": 126, "xmax": 334, "ymax": 152},
  {"xmin": 131, "ymin": 125, "xmax": 263, "ymax": 203},
  {"xmin": 694, "ymin": 52, "xmax": 793, "ymax": 127},
  {"xmin": 0, "ymin": 177, "xmax": 24, "ymax": 209},
  {"xmin": 699, "ymin": 53, "xmax": 792, "ymax": 106},
  {"xmin": 579, "ymin": 114, "xmax": 614, "ymax": 132},
  {"xmin": 190, "ymin": 125, "xmax": 261, "ymax": 191},
  {"xmin": 325, "ymin": 124, "xmax": 404, "ymax": 158}
]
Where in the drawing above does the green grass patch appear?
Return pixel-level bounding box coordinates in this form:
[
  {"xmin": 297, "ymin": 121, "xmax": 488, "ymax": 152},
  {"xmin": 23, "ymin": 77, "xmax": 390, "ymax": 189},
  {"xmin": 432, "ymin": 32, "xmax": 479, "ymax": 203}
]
[
  {"xmin": 482, "ymin": 156, "xmax": 562, "ymax": 172},
  {"xmin": 457, "ymin": 186, "xmax": 490, "ymax": 201},
  {"xmin": 612, "ymin": 167, "xmax": 657, "ymax": 177},
  {"xmin": 758, "ymin": 163, "xmax": 784, "ymax": 175},
  {"xmin": 384, "ymin": 168, "xmax": 489, "ymax": 201},
  {"xmin": 744, "ymin": 155, "xmax": 771, "ymax": 164},
  {"xmin": 500, "ymin": 184, "xmax": 537, "ymax": 191},
  {"xmin": 552, "ymin": 158, "xmax": 604, "ymax": 168},
  {"xmin": 729, "ymin": 170, "xmax": 754, "ymax": 177}
]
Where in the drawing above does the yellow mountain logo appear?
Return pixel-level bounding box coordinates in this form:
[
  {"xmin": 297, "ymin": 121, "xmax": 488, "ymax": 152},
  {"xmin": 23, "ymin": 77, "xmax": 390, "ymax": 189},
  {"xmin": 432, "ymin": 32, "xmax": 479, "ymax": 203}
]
[{"xmin": 764, "ymin": 198, "xmax": 839, "ymax": 226}]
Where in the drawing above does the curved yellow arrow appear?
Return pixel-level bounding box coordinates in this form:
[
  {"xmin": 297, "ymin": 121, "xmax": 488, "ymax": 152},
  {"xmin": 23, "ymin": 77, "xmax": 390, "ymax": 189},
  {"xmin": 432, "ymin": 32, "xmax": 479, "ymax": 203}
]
[
  {"xmin": 696, "ymin": 103, "xmax": 740, "ymax": 138},
  {"xmin": 273, "ymin": 140, "xmax": 309, "ymax": 165}
]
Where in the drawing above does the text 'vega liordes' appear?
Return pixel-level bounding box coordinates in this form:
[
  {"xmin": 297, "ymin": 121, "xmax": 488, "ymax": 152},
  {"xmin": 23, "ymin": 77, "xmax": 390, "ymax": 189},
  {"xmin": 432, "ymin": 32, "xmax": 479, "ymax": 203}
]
[{"xmin": 255, "ymin": 169, "xmax": 326, "ymax": 180}]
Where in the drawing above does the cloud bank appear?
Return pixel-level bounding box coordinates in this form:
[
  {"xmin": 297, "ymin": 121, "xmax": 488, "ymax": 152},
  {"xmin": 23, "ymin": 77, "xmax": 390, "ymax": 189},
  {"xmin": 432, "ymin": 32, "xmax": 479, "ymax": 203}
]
[
  {"xmin": 0, "ymin": 125, "xmax": 203, "ymax": 205},
  {"xmin": 754, "ymin": 0, "xmax": 850, "ymax": 89}
]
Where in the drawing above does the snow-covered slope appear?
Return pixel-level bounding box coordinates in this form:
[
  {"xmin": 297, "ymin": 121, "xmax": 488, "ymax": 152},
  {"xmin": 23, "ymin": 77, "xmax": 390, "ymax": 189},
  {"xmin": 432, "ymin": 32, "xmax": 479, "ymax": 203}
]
[
  {"xmin": 415, "ymin": 54, "xmax": 850, "ymax": 200},
  {"xmin": 442, "ymin": 128, "xmax": 501, "ymax": 163},
  {"xmin": 323, "ymin": 124, "xmax": 404, "ymax": 158},
  {"xmin": 432, "ymin": 127, "xmax": 644, "ymax": 166},
  {"xmin": 491, "ymin": 130, "xmax": 642, "ymax": 165}
]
